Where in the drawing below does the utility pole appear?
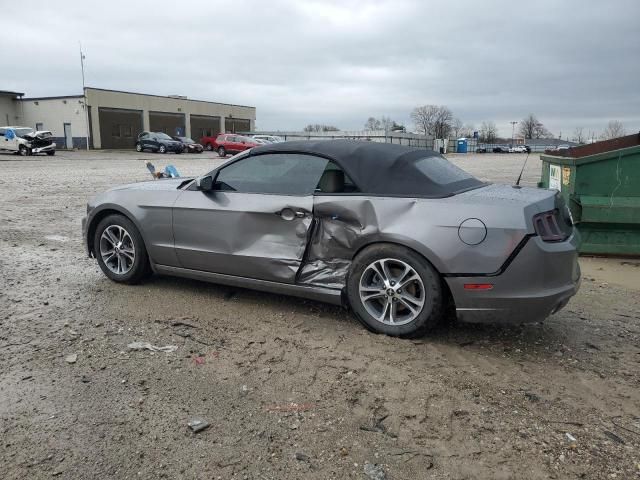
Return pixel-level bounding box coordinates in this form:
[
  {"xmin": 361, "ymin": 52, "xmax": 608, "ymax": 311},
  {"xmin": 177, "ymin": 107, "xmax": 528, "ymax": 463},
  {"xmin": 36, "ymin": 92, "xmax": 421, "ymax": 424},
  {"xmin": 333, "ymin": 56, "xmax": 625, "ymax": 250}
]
[
  {"xmin": 80, "ymin": 42, "xmax": 90, "ymax": 150},
  {"xmin": 510, "ymin": 121, "xmax": 518, "ymax": 145}
]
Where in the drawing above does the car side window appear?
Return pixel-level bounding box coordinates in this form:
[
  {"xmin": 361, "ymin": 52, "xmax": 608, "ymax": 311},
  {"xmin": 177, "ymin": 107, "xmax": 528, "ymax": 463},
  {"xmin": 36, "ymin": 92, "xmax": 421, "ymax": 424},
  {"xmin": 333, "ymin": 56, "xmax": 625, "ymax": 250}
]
[
  {"xmin": 215, "ymin": 153, "xmax": 329, "ymax": 195},
  {"xmin": 315, "ymin": 161, "xmax": 360, "ymax": 194}
]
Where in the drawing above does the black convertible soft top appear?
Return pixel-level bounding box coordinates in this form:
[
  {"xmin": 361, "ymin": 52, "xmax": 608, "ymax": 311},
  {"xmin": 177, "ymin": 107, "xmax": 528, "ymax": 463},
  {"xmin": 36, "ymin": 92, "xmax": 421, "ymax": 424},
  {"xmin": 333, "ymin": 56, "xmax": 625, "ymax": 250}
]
[{"xmin": 248, "ymin": 139, "xmax": 484, "ymax": 197}]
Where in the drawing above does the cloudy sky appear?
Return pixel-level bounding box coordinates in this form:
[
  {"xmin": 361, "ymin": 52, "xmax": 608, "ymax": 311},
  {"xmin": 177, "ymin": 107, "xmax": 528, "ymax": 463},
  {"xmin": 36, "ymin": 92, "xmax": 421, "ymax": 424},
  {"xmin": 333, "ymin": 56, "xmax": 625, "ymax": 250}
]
[{"xmin": 2, "ymin": 0, "xmax": 638, "ymax": 138}]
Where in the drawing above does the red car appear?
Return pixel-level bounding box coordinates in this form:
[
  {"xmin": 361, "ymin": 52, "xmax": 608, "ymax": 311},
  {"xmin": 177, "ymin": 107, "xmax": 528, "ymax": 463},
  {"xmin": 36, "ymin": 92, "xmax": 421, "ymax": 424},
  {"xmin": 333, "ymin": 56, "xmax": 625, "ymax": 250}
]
[{"xmin": 200, "ymin": 133, "xmax": 259, "ymax": 157}]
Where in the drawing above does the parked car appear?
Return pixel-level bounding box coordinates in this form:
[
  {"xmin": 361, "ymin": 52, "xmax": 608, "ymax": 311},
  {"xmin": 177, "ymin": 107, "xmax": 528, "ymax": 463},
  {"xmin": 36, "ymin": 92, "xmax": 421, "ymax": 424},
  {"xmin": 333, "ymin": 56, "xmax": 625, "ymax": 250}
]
[
  {"xmin": 209, "ymin": 133, "xmax": 260, "ymax": 157},
  {"xmin": 252, "ymin": 134, "xmax": 285, "ymax": 143},
  {"xmin": 492, "ymin": 146, "xmax": 509, "ymax": 153},
  {"xmin": 475, "ymin": 147, "xmax": 487, "ymax": 153},
  {"xmin": 523, "ymin": 145, "xmax": 531, "ymax": 153},
  {"xmin": 509, "ymin": 145, "xmax": 528, "ymax": 153},
  {"xmin": 82, "ymin": 140, "xmax": 580, "ymax": 338},
  {"xmin": 136, "ymin": 132, "xmax": 183, "ymax": 154},
  {"xmin": 172, "ymin": 136, "xmax": 204, "ymax": 153},
  {"xmin": 0, "ymin": 126, "xmax": 56, "ymax": 156}
]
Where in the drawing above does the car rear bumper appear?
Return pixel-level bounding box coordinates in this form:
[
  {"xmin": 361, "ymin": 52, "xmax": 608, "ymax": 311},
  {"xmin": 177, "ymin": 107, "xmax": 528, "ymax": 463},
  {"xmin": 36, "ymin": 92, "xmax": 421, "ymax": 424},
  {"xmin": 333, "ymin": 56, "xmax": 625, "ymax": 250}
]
[{"xmin": 445, "ymin": 231, "xmax": 581, "ymax": 324}]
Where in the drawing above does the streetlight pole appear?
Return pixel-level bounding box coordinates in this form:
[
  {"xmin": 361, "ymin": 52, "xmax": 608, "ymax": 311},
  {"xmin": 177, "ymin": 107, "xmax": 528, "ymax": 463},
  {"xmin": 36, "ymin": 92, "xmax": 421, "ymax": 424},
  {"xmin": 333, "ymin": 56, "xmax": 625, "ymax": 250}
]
[
  {"xmin": 510, "ymin": 121, "xmax": 518, "ymax": 145},
  {"xmin": 79, "ymin": 42, "xmax": 90, "ymax": 151}
]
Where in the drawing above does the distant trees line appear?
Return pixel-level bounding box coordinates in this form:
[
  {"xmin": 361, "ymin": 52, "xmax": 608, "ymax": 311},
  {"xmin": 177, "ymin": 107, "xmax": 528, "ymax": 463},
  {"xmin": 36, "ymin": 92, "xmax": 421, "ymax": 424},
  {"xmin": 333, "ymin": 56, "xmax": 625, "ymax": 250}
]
[{"xmin": 302, "ymin": 110, "xmax": 629, "ymax": 143}]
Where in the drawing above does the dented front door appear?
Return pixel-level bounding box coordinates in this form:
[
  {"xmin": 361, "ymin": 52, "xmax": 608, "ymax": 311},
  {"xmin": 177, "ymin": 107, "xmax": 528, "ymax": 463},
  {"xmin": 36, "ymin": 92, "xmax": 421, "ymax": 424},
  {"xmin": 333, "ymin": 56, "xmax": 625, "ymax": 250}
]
[{"xmin": 172, "ymin": 190, "xmax": 314, "ymax": 283}]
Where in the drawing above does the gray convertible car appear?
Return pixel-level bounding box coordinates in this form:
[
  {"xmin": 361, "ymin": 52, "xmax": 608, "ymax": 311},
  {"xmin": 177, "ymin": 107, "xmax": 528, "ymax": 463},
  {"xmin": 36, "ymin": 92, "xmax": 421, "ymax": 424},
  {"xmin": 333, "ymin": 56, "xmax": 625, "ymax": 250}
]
[{"xmin": 82, "ymin": 140, "xmax": 580, "ymax": 337}]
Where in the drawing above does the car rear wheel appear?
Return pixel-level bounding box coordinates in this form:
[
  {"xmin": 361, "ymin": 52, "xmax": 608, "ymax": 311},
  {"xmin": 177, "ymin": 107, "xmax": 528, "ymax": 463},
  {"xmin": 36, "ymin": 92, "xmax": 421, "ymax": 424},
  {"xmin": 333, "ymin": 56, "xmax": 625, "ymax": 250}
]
[
  {"xmin": 159, "ymin": 145, "xmax": 166, "ymax": 154},
  {"xmin": 347, "ymin": 244, "xmax": 444, "ymax": 338},
  {"xmin": 94, "ymin": 214, "xmax": 151, "ymax": 284},
  {"xmin": 18, "ymin": 145, "xmax": 31, "ymax": 156},
  {"xmin": 136, "ymin": 143, "xmax": 143, "ymax": 152},
  {"xmin": 217, "ymin": 146, "xmax": 226, "ymax": 157}
]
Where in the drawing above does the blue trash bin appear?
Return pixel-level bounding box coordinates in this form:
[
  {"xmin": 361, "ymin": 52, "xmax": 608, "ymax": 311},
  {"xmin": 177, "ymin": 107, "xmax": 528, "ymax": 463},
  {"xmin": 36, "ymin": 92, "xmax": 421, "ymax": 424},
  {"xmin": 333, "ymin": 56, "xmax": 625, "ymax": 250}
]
[{"xmin": 456, "ymin": 138, "xmax": 468, "ymax": 153}]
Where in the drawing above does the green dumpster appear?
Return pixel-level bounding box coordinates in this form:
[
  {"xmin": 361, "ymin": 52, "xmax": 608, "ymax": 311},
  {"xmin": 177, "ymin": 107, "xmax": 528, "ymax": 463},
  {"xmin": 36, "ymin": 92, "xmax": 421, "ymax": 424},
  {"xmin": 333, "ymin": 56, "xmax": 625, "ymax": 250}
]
[{"xmin": 539, "ymin": 133, "xmax": 640, "ymax": 256}]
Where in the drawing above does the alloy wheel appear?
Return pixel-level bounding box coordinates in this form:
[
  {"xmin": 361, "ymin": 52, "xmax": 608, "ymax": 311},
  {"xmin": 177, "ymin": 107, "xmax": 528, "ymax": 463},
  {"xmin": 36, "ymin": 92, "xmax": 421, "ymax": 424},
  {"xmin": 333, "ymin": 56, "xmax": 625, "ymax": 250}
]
[
  {"xmin": 99, "ymin": 225, "xmax": 136, "ymax": 275},
  {"xmin": 359, "ymin": 258, "xmax": 425, "ymax": 326}
]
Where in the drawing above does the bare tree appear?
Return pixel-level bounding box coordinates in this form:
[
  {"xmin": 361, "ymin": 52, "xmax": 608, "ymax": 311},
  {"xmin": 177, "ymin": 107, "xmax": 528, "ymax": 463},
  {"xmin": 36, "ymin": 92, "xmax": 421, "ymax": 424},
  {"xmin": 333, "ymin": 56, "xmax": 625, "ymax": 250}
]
[
  {"xmin": 451, "ymin": 118, "xmax": 463, "ymax": 138},
  {"xmin": 572, "ymin": 127, "xmax": 585, "ymax": 144},
  {"xmin": 534, "ymin": 123, "xmax": 552, "ymax": 139},
  {"xmin": 411, "ymin": 105, "xmax": 438, "ymax": 135},
  {"xmin": 601, "ymin": 120, "xmax": 626, "ymax": 140},
  {"xmin": 519, "ymin": 113, "xmax": 552, "ymax": 139},
  {"xmin": 411, "ymin": 105, "xmax": 453, "ymax": 138},
  {"xmin": 480, "ymin": 121, "xmax": 497, "ymax": 143},
  {"xmin": 303, "ymin": 124, "xmax": 339, "ymax": 132},
  {"xmin": 460, "ymin": 123, "xmax": 475, "ymax": 138},
  {"xmin": 364, "ymin": 117, "xmax": 382, "ymax": 130},
  {"xmin": 433, "ymin": 106, "xmax": 453, "ymax": 138}
]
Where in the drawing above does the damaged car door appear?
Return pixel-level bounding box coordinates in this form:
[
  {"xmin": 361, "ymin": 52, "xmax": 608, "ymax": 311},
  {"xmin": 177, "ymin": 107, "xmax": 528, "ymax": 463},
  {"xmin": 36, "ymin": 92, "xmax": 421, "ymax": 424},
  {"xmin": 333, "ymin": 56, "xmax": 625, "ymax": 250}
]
[{"xmin": 172, "ymin": 152, "xmax": 330, "ymax": 283}]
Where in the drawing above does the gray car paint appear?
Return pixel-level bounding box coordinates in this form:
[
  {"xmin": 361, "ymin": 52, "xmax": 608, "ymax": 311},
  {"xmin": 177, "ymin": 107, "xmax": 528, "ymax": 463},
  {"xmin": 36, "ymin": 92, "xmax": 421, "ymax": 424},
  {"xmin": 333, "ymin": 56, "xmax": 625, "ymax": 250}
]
[{"xmin": 83, "ymin": 160, "xmax": 580, "ymax": 325}]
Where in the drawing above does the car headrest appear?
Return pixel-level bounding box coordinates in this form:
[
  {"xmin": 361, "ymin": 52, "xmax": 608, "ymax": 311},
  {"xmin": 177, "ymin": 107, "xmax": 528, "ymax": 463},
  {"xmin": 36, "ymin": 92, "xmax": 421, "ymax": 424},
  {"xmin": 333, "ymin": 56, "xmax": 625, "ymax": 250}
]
[{"xmin": 318, "ymin": 169, "xmax": 345, "ymax": 193}]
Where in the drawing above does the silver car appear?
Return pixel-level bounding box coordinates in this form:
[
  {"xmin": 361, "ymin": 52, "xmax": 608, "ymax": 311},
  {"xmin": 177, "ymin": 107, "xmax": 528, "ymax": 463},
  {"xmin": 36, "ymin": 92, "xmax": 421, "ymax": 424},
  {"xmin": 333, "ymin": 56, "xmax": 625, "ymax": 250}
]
[{"xmin": 82, "ymin": 140, "xmax": 580, "ymax": 338}]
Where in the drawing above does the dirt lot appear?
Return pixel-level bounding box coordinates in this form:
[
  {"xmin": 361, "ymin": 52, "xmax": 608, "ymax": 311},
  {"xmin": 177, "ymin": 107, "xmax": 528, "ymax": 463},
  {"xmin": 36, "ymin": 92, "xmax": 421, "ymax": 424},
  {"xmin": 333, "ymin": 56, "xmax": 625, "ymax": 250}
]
[{"xmin": 1, "ymin": 150, "xmax": 639, "ymax": 479}]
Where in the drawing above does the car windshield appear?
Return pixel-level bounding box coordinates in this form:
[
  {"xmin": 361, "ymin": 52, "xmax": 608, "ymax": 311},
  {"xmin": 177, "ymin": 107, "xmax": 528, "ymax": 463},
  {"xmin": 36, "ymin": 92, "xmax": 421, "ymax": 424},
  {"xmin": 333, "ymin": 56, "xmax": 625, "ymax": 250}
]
[
  {"xmin": 14, "ymin": 128, "xmax": 34, "ymax": 138},
  {"xmin": 176, "ymin": 137, "xmax": 195, "ymax": 143},
  {"xmin": 156, "ymin": 133, "xmax": 172, "ymax": 140}
]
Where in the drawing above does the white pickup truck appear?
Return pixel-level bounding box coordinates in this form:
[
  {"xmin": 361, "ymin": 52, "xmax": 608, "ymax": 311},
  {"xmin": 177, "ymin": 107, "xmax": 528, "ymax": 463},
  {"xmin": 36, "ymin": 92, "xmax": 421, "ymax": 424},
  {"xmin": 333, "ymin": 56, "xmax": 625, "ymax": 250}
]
[{"xmin": 0, "ymin": 126, "xmax": 56, "ymax": 156}]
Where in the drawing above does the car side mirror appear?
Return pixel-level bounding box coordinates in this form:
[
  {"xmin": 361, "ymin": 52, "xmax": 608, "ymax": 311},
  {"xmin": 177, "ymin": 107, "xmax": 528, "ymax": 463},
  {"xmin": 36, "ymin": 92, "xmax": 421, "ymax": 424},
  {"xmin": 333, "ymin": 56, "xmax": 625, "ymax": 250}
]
[{"xmin": 195, "ymin": 175, "xmax": 214, "ymax": 191}]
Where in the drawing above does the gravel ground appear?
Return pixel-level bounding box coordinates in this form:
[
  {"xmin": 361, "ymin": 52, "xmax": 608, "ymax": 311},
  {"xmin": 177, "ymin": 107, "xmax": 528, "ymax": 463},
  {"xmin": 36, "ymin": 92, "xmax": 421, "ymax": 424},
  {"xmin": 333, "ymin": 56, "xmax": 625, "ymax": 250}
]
[{"xmin": 1, "ymin": 150, "xmax": 639, "ymax": 479}]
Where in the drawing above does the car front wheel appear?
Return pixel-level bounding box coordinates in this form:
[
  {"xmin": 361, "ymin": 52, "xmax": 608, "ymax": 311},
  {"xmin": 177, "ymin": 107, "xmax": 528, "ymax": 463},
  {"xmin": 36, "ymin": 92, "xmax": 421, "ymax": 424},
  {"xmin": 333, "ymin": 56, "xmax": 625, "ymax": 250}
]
[
  {"xmin": 136, "ymin": 143, "xmax": 143, "ymax": 152},
  {"xmin": 347, "ymin": 244, "xmax": 444, "ymax": 338},
  {"xmin": 18, "ymin": 145, "xmax": 31, "ymax": 156},
  {"xmin": 217, "ymin": 146, "xmax": 226, "ymax": 157},
  {"xmin": 158, "ymin": 145, "xmax": 166, "ymax": 154},
  {"xmin": 94, "ymin": 214, "xmax": 151, "ymax": 284}
]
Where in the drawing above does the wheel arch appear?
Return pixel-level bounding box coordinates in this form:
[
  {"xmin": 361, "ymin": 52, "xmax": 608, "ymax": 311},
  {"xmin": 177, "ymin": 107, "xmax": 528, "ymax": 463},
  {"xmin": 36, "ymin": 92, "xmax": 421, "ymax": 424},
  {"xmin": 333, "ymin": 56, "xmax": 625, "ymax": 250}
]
[
  {"xmin": 86, "ymin": 206, "xmax": 148, "ymax": 258},
  {"xmin": 348, "ymin": 239, "xmax": 455, "ymax": 313}
]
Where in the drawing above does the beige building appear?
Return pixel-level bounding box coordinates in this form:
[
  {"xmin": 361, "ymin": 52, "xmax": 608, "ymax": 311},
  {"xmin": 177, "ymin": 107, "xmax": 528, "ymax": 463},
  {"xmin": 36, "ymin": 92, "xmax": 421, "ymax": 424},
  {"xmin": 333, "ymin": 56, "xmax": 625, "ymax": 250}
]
[{"xmin": 1, "ymin": 87, "xmax": 256, "ymax": 149}]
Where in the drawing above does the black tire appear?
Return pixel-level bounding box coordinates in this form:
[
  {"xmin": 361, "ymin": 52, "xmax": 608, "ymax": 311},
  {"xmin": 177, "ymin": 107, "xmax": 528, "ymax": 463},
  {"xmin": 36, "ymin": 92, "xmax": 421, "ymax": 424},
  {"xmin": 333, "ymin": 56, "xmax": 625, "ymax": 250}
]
[
  {"xmin": 176, "ymin": 148, "xmax": 182, "ymax": 154},
  {"xmin": 46, "ymin": 150, "xmax": 55, "ymax": 156},
  {"xmin": 217, "ymin": 146, "xmax": 226, "ymax": 157},
  {"xmin": 94, "ymin": 214, "xmax": 151, "ymax": 285},
  {"xmin": 135, "ymin": 143, "xmax": 143, "ymax": 152},
  {"xmin": 18, "ymin": 145, "xmax": 31, "ymax": 156},
  {"xmin": 158, "ymin": 145, "xmax": 167, "ymax": 154},
  {"xmin": 347, "ymin": 243, "xmax": 444, "ymax": 338}
]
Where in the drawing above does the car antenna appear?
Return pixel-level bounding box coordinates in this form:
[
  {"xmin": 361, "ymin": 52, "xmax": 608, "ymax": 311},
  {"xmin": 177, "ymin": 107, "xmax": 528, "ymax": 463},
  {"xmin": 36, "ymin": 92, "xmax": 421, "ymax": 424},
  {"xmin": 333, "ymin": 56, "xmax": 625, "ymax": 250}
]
[{"xmin": 514, "ymin": 151, "xmax": 530, "ymax": 188}]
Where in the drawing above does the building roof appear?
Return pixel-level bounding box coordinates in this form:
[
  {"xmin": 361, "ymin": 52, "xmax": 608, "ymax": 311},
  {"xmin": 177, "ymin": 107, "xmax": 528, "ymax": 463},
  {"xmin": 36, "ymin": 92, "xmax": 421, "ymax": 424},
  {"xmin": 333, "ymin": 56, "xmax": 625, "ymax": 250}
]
[
  {"xmin": 21, "ymin": 95, "xmax": 84, "ymax": 101},
  {"xmin": 84, "ymin": 87, "xmax": 255, "ymax": 110},
  {"xmin": 0, "ymin": 90, "xmax": 25, "ymax": 98},
  {"xmin": 248, "ymin": 140, "xmax": 484, "ymax": 197}
]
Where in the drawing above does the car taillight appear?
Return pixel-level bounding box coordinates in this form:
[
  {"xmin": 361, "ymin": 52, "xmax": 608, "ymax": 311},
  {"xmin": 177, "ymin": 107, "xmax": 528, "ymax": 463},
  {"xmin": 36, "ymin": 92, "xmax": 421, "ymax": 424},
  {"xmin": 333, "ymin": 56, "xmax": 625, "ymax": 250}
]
[{"xmin": 533, "ymin": 209, "xmax": 569, "ymax": 242}]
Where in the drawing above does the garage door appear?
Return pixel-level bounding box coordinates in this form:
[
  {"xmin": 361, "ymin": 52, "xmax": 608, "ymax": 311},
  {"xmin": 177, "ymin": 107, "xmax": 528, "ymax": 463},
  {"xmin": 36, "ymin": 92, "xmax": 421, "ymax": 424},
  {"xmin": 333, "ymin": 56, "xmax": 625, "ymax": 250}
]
[
  {"xmin": 149, "ymin": 111, "xmax": 185, "ymax": 136},
  {"xmin": 225, "ymin": 118, "xmax": 251, "ymax": 134},
  {"xmin": 190, "ymin": 115, "xmax": 221, "ymax": 143},
  {"xmin": 98, "ymin": 108, "xmax": 143, "ymax": 149}
]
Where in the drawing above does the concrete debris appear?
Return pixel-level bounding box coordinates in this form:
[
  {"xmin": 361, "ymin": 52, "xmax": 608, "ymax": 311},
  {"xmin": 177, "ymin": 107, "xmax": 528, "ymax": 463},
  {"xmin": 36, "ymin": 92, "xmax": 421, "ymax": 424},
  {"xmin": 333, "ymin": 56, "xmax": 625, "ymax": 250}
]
[
  {"xmin": 64, "ymin": 354, "xmax": 77, "ymax": 364},
  {"xmin": 294, "ymin": 452, "xmax": 310, "ymax": 462},
  {"xmin": 364, "ymin": 462, "xmax": 387, "ymax": 480},
  {"xmin": 127, "ymin": 342, "xmax": 177, "ymax": 353},
  {"xmin": 187, "ymin": 418, "xmax": 210, "ymax": 433}
]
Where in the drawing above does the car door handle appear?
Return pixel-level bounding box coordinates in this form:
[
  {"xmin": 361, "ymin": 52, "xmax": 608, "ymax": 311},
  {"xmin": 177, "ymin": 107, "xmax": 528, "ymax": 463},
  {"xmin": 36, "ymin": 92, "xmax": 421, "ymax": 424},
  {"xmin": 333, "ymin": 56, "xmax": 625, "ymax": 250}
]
[{"xmin": 277, "ymin": 208, "xmax": 307, "ymax": 220}]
